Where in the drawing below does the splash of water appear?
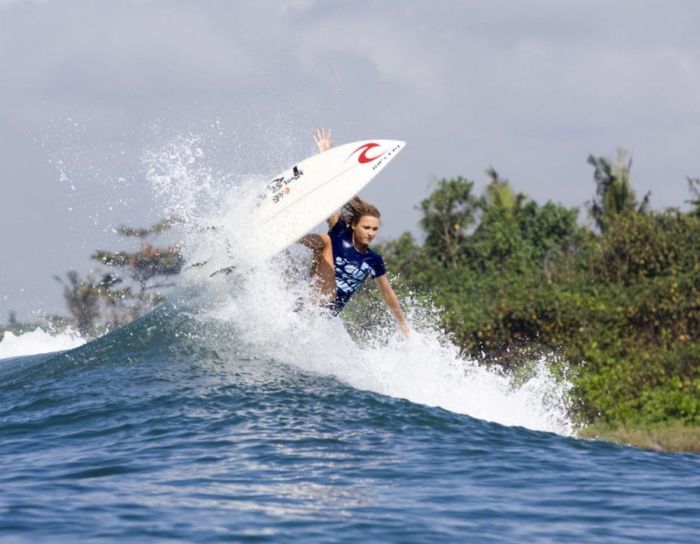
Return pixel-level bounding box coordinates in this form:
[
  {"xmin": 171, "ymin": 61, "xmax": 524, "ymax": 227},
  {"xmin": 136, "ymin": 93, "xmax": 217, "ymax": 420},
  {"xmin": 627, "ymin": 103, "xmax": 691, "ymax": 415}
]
[
  {"xmin": 0, "ymin": 328, "xmax": 85, "ymax": 361},
  {"xmin": 145, "ymin": 135, "xmax": 575, "ymax": 436}
]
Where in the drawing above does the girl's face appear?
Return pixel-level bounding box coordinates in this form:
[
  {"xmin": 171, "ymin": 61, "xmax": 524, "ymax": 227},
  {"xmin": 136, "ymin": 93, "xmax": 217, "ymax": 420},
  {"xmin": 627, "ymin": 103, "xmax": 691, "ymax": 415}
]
[{"xmin": 352, "ymin": 215, "xmax": 380, "ymax": 248}]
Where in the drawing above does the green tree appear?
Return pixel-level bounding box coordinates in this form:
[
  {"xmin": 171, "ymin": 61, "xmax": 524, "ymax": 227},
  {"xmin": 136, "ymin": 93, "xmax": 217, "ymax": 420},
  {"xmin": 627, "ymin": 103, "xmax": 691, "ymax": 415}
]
[
  {"xmin": 93, "ymin": 219, "xmax": 183, "ymax": 290},
  {"xmin": 380, "ymin": 232, "xmax": 434, "ymax": 286},
  {"xmin": 419, "ymin": 177, "xmax": 479, "ymax": 268},
  {"xmin": 54, "ymin": 219, "xmax": 184, "ymax": 336},
  {"xmin": 482, "ymin": 167, "xmax": 524, "ymax": 213},
  {"xmin": 54, "ymin": 271, "xmax": 102, "ymax": 336},
  {"xmin": 469, "ymin": 171, "xmax": 580, "ymax": 274},
  {"xmin": 588, "ymin": 148, "xmax": 650, "ymax": 231},
  {"xmin": 91, "ymin": 219, "xmax": 184, "ymax": 324}
]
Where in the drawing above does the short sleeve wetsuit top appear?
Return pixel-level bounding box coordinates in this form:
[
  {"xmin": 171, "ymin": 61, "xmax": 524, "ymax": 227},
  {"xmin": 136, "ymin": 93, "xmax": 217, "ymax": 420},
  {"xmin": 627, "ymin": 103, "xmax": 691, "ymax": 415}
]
[{"xmin": 328, "ymin": 219, "xmax": 386, "ymax": 313}]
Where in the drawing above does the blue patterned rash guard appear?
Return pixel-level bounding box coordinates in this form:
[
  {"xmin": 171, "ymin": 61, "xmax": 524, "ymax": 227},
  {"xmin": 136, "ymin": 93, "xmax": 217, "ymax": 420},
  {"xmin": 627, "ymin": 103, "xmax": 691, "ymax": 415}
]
[{"xmin": 328, "ymin": 219, "xmax": 386, "ymax": 313}]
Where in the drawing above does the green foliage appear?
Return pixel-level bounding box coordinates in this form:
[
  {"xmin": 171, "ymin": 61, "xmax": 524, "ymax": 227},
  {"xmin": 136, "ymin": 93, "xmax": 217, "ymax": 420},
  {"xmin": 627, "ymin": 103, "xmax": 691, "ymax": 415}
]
[
  {"xmin": 687, "ymin": 177, "xmax": 700, "ymax": 217},
  {"xmin": 116, "ymin": 218, "xmax": 183, "ymax": 238},
  {"xmin": 93, "ymin": 244, "xmax": 183, "ymax": 286},
  {"xmin": 468, "ymin": 199, "xmax": 581, "ymax": 274},
  {"xmin": 381, "ymin": 232, "xmax": 433, "ymax": 285},
  {"xmin": 385, "ymin": 158, "xmax": 700, "ymax": 428},
  {"xmin": 580, "ymin": 421, "xmax": 700, "ymax": 453},
  {"xmin": 590, "ymin": 210, "xmax": 699, "ymax": 284},
  {"xmin": 419, "ymin": 177, "xmax": 479, "ymax": 268},
  {"xmin": 54, "ymin": 271, "xmax": 103, "ymax": 336},
  {"xmin": 54, "ymin": 219, "xmax": 184, "ymax": 337},
  {"xmin": 588, "ymin": 149, "xmax": 650, "ymax": 231},
  {"xmin": 482, "ymin": 167, "xmax": 522, "ymax": 211}
]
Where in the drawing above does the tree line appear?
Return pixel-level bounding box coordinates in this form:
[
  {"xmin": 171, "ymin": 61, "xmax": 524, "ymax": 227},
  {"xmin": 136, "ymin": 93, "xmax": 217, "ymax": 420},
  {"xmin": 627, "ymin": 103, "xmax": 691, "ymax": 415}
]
[{"xmin": 377, "ymin": 150, "xmax": 699, "ymax": 428}]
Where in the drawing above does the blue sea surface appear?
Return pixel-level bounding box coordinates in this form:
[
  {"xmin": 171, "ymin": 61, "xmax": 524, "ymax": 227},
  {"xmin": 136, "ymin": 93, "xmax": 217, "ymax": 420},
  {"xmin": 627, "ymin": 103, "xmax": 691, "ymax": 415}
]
[{"xmin": 1, "ymin": 306, "xmax": 699, "ymax": 543}]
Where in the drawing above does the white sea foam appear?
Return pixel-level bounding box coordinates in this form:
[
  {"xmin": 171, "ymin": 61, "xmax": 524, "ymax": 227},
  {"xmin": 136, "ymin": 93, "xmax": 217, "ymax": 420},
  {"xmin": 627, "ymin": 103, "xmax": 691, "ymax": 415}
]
[
  {"xmin": 149, "ymin": 135, "xmax": 575, "ymax": 437},
  {"xmin": 0, "ymin": 328, "xmax": 85, "ymax": 361},
  {"xmin": 197, "ymin": 262, "xmax": 574, "ymax": 436}
]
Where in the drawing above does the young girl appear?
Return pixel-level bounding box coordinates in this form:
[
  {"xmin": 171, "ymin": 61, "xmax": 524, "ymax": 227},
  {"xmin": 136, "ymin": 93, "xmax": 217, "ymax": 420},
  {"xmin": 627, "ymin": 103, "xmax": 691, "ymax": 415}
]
[{"xmin": 300, "ymin": 129, "xmax": 410, "ymax": 337}]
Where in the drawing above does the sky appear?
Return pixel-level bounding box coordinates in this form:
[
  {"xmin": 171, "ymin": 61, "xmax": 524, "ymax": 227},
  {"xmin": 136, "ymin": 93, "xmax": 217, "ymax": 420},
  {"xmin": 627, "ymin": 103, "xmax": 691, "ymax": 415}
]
[{"xmin": 1, "ymin": 0, "xmax": 699, "ymax": 321}]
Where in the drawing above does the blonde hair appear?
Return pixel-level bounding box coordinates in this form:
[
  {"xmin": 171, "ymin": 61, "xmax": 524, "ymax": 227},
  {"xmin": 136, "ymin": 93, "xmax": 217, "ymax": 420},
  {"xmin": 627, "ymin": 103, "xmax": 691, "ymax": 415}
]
[{"xmin": 341, "ymin": 196, "xmax": 381, "ymax": 226}]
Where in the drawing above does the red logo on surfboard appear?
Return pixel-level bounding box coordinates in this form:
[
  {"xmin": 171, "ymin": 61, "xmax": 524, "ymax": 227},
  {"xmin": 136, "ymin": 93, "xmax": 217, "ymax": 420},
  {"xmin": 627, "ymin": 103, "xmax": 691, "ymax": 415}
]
[{"xmin": 347, "ymin": 143, "xmax": 385, "ymax": 164}]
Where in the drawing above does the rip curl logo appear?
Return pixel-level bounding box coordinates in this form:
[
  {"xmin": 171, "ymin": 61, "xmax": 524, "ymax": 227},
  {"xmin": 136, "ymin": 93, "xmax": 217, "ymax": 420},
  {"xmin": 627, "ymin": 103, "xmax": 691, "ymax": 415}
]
[{"xmin": 347, "ymin": 142, "xmax": 385, "ymax": 164}]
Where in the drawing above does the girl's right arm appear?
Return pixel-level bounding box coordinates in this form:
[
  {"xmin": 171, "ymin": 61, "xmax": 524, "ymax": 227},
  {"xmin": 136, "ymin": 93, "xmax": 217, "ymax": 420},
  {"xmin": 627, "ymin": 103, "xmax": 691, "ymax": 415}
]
[{"xmin": 298, "ymin": 233, "xmax": 326, "ymax": 250}]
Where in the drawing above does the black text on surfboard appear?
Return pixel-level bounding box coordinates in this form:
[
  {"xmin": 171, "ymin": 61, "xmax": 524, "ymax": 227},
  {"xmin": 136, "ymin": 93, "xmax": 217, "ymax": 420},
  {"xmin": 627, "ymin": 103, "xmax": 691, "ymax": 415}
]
[
  {"xmin": 371, "ymin": 144, "xmax": 403, "ymax": 171},
  {"xmin": 266, "ymin": 165, "xmax": 304, "ymax": 204}
]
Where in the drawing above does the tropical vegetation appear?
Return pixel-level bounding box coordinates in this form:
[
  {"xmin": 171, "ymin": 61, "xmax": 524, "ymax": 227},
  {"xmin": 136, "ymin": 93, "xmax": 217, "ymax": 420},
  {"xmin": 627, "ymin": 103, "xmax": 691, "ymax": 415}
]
[{"xmin": 376, "ymin": 150, "xmax": 699, "ymax": 443}]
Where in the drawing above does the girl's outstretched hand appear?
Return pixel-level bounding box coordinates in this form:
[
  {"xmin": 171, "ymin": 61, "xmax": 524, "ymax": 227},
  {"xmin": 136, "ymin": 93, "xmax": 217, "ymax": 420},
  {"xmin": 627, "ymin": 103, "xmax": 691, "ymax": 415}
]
[{"xmin": 314, "ymin": 128, "xmax": 333, "ymax": 153}]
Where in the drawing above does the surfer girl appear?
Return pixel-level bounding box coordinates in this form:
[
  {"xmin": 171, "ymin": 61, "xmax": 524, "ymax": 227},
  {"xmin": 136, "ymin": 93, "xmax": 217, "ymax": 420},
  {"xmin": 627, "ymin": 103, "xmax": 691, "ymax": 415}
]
[{"xmin": 299, "ymin": 129, "xmax": 410, "ymax": 337}]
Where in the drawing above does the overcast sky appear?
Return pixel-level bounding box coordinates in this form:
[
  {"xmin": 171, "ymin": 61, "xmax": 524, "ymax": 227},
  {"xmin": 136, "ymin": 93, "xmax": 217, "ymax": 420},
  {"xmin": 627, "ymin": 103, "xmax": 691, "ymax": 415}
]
[{"xmin": 2, "ymin": 0, "xmax": 699, "ymax": 321}]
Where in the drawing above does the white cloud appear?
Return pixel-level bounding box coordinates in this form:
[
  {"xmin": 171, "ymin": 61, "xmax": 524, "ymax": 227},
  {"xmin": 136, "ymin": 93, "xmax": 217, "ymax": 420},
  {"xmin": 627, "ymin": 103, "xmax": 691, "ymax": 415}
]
[
  {"xmin": 276, "ymin": 0, "xmax": 317, "ymax": 14},
  {"xmin": 0, "ymin": 0, "xmax": 48, "ymax": 9},
  {"xmin": 291, "ymin": 11, "xmax": 447, "ymax": 99},
  {"xmin": 99, "ymin": 8, "xmax": 257, "ymax": 85}
]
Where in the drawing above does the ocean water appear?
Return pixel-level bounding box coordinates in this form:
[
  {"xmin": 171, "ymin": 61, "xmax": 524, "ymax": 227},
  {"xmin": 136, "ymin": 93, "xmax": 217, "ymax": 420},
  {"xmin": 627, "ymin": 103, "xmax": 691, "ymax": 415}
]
[
  {"xmin": 2, "ymin": 137, "xmax": 698, "ymax": 542},
  {"xmin": 1, "ymin": 298, "xmax": 699, "ymax": 543}
]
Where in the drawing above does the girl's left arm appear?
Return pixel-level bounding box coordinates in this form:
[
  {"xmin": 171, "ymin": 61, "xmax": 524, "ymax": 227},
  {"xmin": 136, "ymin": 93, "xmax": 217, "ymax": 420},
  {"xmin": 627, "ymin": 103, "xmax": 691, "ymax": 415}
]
[
  {"xmin": 375, "ymin": 275, "xmax": 410, "ymax": 338},
  {"xmin": 314, "ymin": 128, "xmax": 333, "ymax": 153}
]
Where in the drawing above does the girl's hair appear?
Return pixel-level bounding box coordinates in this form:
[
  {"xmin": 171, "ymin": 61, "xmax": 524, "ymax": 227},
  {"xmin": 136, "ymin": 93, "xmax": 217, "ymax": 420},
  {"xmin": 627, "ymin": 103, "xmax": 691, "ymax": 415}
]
[{"xmin": 341, "ymin": 196, "xmax": 381, "ymax": 225}]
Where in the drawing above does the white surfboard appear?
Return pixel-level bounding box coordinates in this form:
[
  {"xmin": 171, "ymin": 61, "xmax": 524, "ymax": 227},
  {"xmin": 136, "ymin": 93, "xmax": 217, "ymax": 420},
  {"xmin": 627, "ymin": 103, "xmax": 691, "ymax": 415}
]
[{"xmin": 234, "ymin": 139, "xmax": 406, "ymax": 265}]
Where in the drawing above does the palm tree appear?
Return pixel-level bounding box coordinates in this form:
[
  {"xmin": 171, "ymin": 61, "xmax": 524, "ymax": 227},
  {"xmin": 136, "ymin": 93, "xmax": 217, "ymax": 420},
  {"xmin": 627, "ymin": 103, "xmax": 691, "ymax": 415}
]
[
  {"xmin": 482, "ymin": 167, "xmax": 526, "ymax": 214},
  {"xmin": 686, "ymin": 177, "xmax": 700, "ymax": 217},
  {"xmin": 588, "ymin": 148, "xmax": 650, "ymax": 231}
]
